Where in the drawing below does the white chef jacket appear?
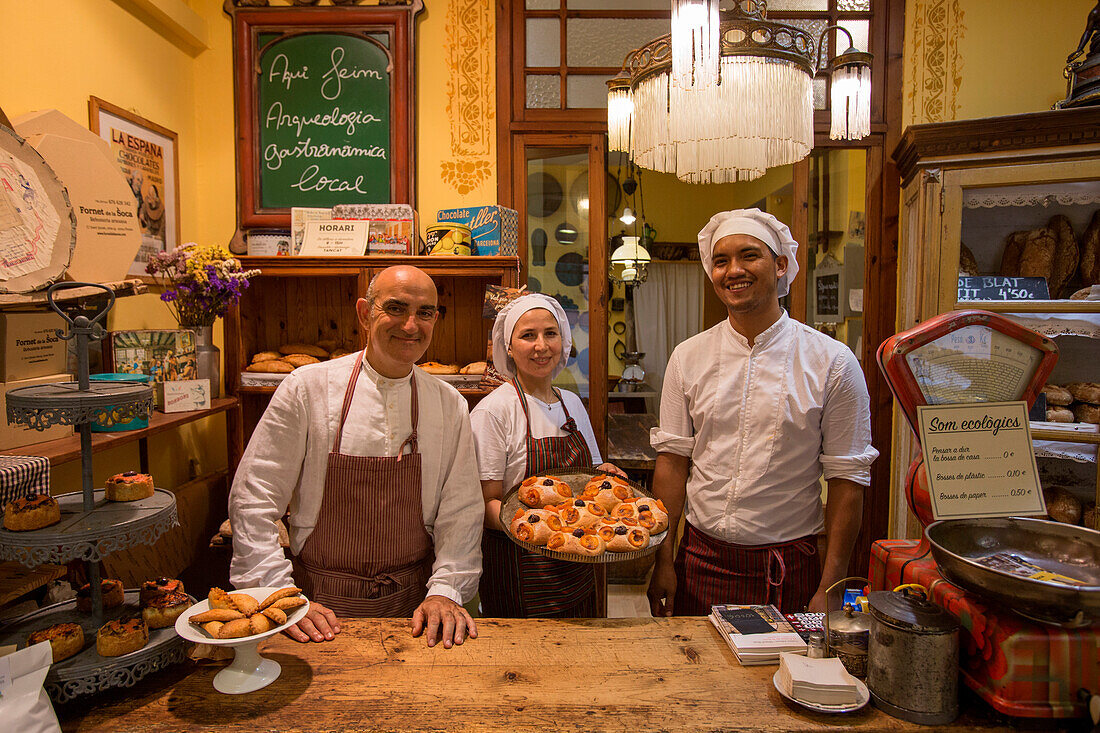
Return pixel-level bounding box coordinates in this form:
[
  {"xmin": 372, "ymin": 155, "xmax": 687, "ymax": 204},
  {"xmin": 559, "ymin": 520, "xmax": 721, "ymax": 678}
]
[
  {"xmin": 650, "ymin": 311, "xmax": 878, "ymax": 545},
  {"xmin": 471, "ymin": 383, "xmax": 602, "ymax": 493},
  {"xmin": 229, "ymin": 353, "xmax": 484, "ymax": 605}
]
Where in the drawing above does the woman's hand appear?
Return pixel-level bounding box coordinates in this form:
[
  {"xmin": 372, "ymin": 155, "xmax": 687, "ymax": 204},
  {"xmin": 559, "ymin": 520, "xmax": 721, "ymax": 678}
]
[{"xmin": 596, "ymin": 462, "xmax": 628, "ymax": 478}]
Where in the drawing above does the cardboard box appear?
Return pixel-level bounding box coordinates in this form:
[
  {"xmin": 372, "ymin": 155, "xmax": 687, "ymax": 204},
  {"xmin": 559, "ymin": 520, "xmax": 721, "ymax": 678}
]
[
  {"xmin": 157, "ymin": 379, "xmax": 211, "ymax": 413},
  {"xmin": 436, "ymin": 206, "xmax": 518, "ymax": 256},
  {"xmin": 0, "ymin": 313, "xmax": 68, "ymax": 381},
  {"xmin": 105, "ymin": 330, "xmax": 196, "ymax": 406},
  {"xmin": 332, "ymin": 204, "xmax": 418, "ymax": 255},
  {"xmin": 0, "ymin": 374, "xmax": 75, "ymax": 450}
]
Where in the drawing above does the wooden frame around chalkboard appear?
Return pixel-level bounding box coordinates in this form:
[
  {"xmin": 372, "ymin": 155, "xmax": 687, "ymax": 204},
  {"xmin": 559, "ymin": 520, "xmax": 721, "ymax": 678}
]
[{"xmin": 227, "ymin": 2, "xmax": 423, "ymax": 229}]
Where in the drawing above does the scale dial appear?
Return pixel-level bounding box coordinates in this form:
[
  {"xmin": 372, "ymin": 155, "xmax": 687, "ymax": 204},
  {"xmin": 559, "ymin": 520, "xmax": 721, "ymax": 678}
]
[{"xmin": 904, "ymin": 324, "xmax": 1044, "ymax": 405}]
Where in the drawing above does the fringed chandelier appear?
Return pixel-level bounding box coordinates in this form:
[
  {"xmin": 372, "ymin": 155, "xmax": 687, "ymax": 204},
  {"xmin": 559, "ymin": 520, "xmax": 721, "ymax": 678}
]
[{"xmin": 608, "ymin": 0, "xmax": 873, "ymax": 184}]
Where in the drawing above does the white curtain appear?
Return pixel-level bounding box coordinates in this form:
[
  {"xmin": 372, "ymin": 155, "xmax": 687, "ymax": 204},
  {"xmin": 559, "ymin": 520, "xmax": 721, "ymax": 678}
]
[{"xmin": 633, "ymin": 262, "xmax": 706, "ymax": 396}]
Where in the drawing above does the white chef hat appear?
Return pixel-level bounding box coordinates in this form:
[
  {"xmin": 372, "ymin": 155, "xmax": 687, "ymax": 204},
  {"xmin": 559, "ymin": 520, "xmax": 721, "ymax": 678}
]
[
  {"xmin": 492, "ymin": 293, "xmax": 572, "ymax": 380},
  {"xmin": 696, "ymin": 208, "xmax": 800, "ymax": 297}
]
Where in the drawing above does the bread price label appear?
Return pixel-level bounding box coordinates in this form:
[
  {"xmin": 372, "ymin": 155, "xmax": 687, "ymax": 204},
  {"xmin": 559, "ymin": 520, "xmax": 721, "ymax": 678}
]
[{"xmin": 917, "ymin": 401, "xmax": 1045, "ymax": 520}]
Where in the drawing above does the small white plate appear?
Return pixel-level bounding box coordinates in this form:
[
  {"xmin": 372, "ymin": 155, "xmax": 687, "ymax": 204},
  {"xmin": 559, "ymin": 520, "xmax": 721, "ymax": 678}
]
[
  {"xmin": 772, "ymin": 670, "xmax": 870, "ymax": 714},
  {"xmin": 175, "ymin": 587, "xmax": 310, "ymax": 694}
]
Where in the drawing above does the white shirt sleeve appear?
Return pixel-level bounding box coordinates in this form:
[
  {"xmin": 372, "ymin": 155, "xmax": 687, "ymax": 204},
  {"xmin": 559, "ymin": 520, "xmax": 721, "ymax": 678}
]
[
  {"xmin": 650, "ymin": 351, "xmax": 696, "ymax": 457},
  {"xmin": 228, "ymin": 373, "xmax": 308, "ymax": 589},
  {"xmin": 819, "ymin": 349, "xmax": 880, "ymax": 486},
  {"xmin": 424, "ymin": 394, "xmax": 485, "ymax": 604},
  {"xmin": 470, "ymin": 402, "xmax": 509, "ymax": 482}
]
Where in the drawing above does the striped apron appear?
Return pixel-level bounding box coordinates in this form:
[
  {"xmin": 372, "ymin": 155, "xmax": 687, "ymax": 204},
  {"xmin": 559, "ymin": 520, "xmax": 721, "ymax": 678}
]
[
  {"xmin": 293, "ymin": 350, "xmax": 433, "ymax": 617},
  {"xmin": 479, "ymin": 380, "xmax": 597, "ymax": 618},
  {"xmin": 673, "ymin": 521, "xmax": 820, "ymax": 615}
]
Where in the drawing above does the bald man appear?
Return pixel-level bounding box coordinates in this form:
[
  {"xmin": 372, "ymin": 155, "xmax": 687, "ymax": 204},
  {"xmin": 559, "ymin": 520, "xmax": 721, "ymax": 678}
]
[{"xmin": 230, "ymin": 266, "xmax": 483, "ymax": 649}]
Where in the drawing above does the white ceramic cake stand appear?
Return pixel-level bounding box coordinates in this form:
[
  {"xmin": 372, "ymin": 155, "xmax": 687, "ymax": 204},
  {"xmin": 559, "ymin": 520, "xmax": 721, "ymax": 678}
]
[{"xmin": 175, "ymin": 586, "xmax": 310, "ymax": 694}]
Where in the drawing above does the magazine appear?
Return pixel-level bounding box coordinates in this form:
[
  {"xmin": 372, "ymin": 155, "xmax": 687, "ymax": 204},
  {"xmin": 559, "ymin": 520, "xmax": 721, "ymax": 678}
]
[{"xmin": 709, "ymin": 604, "xmax": 808, "ymax": 666}]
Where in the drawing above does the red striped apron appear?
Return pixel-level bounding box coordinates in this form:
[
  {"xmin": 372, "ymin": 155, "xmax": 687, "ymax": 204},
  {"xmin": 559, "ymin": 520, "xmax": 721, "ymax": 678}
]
[
  {"xmin": 480, "ymin": 380, "xmax": 597, "ymax": 618},
  {"xmin": 293, "ymin": 349, "xmax": 434, "ymax": 617},
  {"xmin": 673, "ymin": 521, "xmax": 819, "ymax": 614}
]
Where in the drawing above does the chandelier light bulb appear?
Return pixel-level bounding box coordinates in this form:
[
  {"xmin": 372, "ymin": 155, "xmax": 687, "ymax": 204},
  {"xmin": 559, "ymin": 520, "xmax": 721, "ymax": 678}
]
[{"xmin": 620, "ymin": 207, "xmax": 636, "ymax": 226}]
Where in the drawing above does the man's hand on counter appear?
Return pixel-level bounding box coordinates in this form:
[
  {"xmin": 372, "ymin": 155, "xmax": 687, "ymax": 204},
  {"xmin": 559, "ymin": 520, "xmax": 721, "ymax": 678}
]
[
  {"xmin": 411, "ymin": 594, "xmax": 478, "ymax": 649},
  {"xmin": 286, "ymin": 601, "xmax": 341, "ymax": 643}
]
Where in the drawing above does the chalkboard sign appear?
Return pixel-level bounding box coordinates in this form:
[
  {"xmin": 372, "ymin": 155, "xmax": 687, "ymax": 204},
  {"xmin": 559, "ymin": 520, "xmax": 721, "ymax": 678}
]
[
  {"xmin": 230, "ymin": 4, "xmax": 421, "ymax": 229},
  {"xmin": 815, "ymin": 272, "xmax": 841, "ymax": 319},
  {"xmin": 257, "ymin": 32, "xmax": 391, "ymax": 208},
  {"xmin": 957, "ymin": 276, "xmax": 1050, "ymax": 301}
]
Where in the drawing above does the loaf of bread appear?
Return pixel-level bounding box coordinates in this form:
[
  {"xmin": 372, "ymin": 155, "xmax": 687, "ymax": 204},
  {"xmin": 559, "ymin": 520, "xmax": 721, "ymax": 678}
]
[
  {"xmin": 1083, "ymin": 502, "xmax": 1098, "ymax": 531},
  {"xmin": 1073, "ymin": 402, "xmax": 1100, "ymax": 424},
  {"xmin": 959, "ymin": 243, "xmax": 980, "ymax": 276},
  {"xmin": 1043, "ymin": 486, "xmax": 1083, "ymax": 525},
  {"xmin": 279, "ymin": 343, "xmax": 328, "ymax": 358},
  {"xmin": 251, "ymin": 351, "xmax": 282, "ymax": 363},
  {"xmin": 1041, "ymin": 384, "xmax": 1073, "ymax": 406},
  {"xmin": 999, "ymin": 231, "xmax": 1027, "ymax": 276},
  {"xmin": 460, "ymin": 361, "xmax": 487, "ymax": 375},
  {"xmin": 419, "ymin": 361, "xmax": 459, "ymax": 375},
  {"xmin": 1018, "ymin": 229, "xmax": 1056, "ymax": 281},
  {"xmin": 1081, "ymin": 209, "xmax": 1100, "ymax": 287},
  {"xmin": 1047, "ymin": 215, "xmax": 1079, "ymax": 298},
  {"xmin": 1066, "ymin": 382, "xmax": 1100, "ymax": 403},
  {"xmin": 247, "ymin": 360, "xmax": 294, "ymax": 373},
  {"xmin": 1046, "ymin": 407, "xmax": 1074, "ymax": 423},
  {"xmin": 282, "ymin": 354, "xmax": 320, "ymax": 368}
]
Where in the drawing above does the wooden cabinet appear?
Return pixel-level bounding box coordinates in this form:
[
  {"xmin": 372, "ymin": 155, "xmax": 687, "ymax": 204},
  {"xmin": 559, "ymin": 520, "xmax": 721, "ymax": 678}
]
[
  {"xmin": 891, "ymin": 108, "xmax": 1100, "ymax": 538},
  {"xmin": 225, "ymin": 255, "xmax": 520, "ymax": 444}
]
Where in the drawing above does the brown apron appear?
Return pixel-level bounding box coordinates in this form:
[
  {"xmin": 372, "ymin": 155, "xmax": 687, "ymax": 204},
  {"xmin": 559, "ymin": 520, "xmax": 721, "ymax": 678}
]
[
  {"xmin": 480, "ymin": 380, "xmax": 597, "ymax": 618},
  {"xmin": 293, "ymin": 349, "xmax": 434, "ymax": 617}
]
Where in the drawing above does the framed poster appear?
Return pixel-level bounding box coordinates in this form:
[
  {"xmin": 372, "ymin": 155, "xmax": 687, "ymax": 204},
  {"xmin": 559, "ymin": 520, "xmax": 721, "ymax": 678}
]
[
  {"xmin": 228, "ymin": 3, "xmax": 422, "ymax": 229},
  {"xmin": 89, "ymin": 97, "xmax": 180, "ymax": 277}
]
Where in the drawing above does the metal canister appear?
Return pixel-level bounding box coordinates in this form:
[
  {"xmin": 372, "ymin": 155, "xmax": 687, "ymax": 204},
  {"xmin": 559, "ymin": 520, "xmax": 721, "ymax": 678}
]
[
  {"xmin": 867, "ymin": 586, "xmax": 959, "ymax": 725},
  {"xmin": 826, "ymin": 604, "xmax": 870, "ymax": 678},
  {"xmin": 425, "ymin": 223, "xmax": 472, "ymax": 256}
]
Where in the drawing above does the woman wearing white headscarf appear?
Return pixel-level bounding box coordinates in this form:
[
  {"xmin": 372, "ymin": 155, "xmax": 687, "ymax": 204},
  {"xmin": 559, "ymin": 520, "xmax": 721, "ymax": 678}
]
[{"xmin": 471, "ymin": 293, "xmax": 624, "ymax": 618}]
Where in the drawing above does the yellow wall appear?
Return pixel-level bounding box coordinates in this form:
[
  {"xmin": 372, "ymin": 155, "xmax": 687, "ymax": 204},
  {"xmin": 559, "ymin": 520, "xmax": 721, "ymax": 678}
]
[{"xmin": 904, "ymin": 0, "xmax": 1094, "ymax": 126}]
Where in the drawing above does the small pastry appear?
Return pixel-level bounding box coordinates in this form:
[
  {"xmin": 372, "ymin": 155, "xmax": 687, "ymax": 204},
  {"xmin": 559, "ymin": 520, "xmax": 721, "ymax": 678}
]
[
  {"xmin": 597, "ymin": 519, "xmax": 650, "ymax": 552},
  {"xmin": 76, "ymin": 578, "xmax": 125, "ymax": 612},
  {"xmin": 259, "ymin": 586, "xmax": 303, "ymax": 610},
  {"xmin": 191, "ymin": 608, "xmax": 245, "ymax": 624},
  {"xmin": 249, "ymin": 614, "xmax": 275, "ymax": 635},
  {"xmin": 581, "ymin": 477, "xmax": 635, "ymax": 513},
  {"xmin": 96, "ymin": 619, "xmax": 149, "ymax": 657},
  {"xmin": 217, "ymin": 618, "xmax": 254, "ymax": 639},
  {"xmin": 202, "ymin": 620, "xmax": 224, "ymax": 637},
  {"xmin": 268, "ymin": 596, "xmax": 308, "ymax": 612},
  {"xmin": 28, "ymin": 622, "xmax": 84, "ymax": 663},
  {"xmin": 229, "ymin": 592, "xmax": 260, "ymax": 617},
  {"xmin": 140, "ymin": 577, "xmax": 185, "ymax": 607},
  {"xmin": 547, "ymin": 528, "xmax": 606, "ymax": 556},
  {"xmin": 261, "ymin": 606, "xmax": 287, "ymax": 625},
  {"xmin": 141, "ymin": 590, "xmax": 192, "ymax": 629},
  {"xmin": 518, "ymin": 476, "xmax": 573, "ymax": 508},
  {"xmin": 635, "ymin": 498, "xmax": 669, "ymax": 534},
  {"xmin": 556, "ymin": 498, "xmax": 607, "ymax": 530},
  {"xmin": 208, "ymin": 587, "xmax": 234, "ymax": 610},
  {"xmin": 3, "ymin": 492, "xmax": 61, "ymax": 531},
  {"xmin": 104, "ymin": 471, "xmax": 154, "ymax": 501},
  {"xmin": 251, "ymin": 350, "xmax": 282, "ymax": 363}
]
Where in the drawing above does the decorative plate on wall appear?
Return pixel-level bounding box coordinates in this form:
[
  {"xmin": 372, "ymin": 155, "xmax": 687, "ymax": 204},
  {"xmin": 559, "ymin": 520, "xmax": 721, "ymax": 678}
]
[
  {"xmin": 530, "ymin": 227, "xmax": 548, "ymax": 266},
  {"xmin": 554, "ymin": 252, "xmax": 586, "ymax": 287},
  {"xmin": 569, "ymin": 170, "xmax": 622, "ymax": 216},
  {"xmin": 555, "ymin": 222, "xmax": 579, "ymax": 245},
  {"xmin": 527, "ymin": 172, "xmax": 563, "ymax": 218}
]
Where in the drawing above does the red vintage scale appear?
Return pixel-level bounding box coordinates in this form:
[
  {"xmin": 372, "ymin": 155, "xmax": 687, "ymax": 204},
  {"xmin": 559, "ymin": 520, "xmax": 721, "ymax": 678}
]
[{"xmin": 874, "ymin": 309, "xmax": 1099, "ymax": 720}]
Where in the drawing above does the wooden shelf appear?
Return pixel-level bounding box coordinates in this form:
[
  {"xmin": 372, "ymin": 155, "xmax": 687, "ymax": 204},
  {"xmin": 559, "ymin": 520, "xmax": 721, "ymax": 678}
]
[
  {"xmin": 1031, "ymin": 426, "xmax": 1100, "ymax": 446},
  {"xmin": 239, "ymin": 383, "xmax": 491, "ymax": 399},
  {"xmin": 0, "ymin": 397, "xmax": 239, "ymax": 466},
  {"xmin": 0, "ymin": 279, "xmax": 147, "ymax": 311},
  {"xmin": 0, "ymin": 561, "xmax": 65, "ymax": 607},
  {"xmin": 240, "ymin": 255, "xmax": 520, "ymax": 278}
]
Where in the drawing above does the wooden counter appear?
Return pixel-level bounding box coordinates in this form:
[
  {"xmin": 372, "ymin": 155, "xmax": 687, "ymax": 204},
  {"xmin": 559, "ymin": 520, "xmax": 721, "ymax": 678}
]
[{"xmin": 60, "ymin": 618, "xmax": 1013, "ymax": 732}]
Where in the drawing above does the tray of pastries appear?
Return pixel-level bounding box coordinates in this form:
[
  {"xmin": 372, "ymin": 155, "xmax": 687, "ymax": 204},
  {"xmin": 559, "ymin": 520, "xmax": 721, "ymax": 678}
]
[{"xmin": 498, "ymin": 467, "xmax": 668, "ymax": 563}]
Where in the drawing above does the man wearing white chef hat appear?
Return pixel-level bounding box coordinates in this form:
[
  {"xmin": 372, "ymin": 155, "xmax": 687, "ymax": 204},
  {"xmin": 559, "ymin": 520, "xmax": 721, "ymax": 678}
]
[{"xmin": 647, "ymin": 208, "xmax": 878, "ymax": 616}]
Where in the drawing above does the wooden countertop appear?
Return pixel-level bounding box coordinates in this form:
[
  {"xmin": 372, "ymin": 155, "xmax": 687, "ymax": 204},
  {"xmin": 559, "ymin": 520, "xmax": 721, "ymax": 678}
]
[{"xmin": 60, "ymin": 618, "xmax": 1013, "ymax": 732}]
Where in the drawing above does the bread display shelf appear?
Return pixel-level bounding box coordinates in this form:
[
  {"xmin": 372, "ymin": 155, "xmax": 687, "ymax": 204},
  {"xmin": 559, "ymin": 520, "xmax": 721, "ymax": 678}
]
[
  {"xmin": 0, "ymin": 489, "xmax": 178, "ymax": 566},
  {"xmin": 0, "ymin": 589, "xmax": 190, "ymax": 704},
  {"xmin": 498, "ymin": 467, "xmax": 667, "ymax": 564}
]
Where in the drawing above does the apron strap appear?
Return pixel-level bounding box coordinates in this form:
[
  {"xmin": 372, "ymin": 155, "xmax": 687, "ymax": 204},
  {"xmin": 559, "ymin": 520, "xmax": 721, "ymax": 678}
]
[
  {"xmin": 332, "ymin": 349, "xmax": 367, "ymax": 455},
  {"xmin": 553, "ymin": 387, "xmax": 579, "ymax": 433},
  {"xmin": 397, "ymin": 375, "xmax": 420, "ymax": 461}
]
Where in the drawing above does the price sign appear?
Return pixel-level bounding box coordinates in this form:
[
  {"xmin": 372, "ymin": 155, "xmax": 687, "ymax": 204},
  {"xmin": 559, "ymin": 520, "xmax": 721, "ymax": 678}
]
[
  {"xmin": 917, "ymin": 401, "xmax": 1045, "ymax": 520},
  {"xmin": 957, "ymin": 276, "xmax": 1049, "ymax": 301}
]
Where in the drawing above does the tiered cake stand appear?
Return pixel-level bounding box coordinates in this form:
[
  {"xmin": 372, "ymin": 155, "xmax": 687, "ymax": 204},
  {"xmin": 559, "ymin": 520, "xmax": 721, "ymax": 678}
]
[{"xmin": 0, "ymin": 283, "xmax": 186, "ymax": 702}]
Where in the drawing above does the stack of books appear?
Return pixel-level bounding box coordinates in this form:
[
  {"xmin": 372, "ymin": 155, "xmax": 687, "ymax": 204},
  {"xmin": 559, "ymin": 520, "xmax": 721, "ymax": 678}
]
[
  {"xmin": 776, "ymin": 652, "xmax": 861, "ymax": 706},
  {"xmin": 708, "ymin": 604, "xmax": 808, "ymax": 666}
]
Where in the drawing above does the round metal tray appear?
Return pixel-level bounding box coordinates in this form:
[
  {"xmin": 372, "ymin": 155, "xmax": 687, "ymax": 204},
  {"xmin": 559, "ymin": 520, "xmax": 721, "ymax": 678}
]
[
  {"xmin": 0, "ymin": 589, "xmax": 192, "ymax": 703},
  {"xmin": 0, "ymin": 489, "xmax": 178, "ymax": 566},
  {"xmin": 926, "ymin": 517, "xmax": 1100, "ymax": 628},
  {"xmin": 6, "ymin": 380, "xmax": 153, "ymax": 429},
  {"xmin": 498, "ymin": 467, "xmax": 667, "ymax": 564}
]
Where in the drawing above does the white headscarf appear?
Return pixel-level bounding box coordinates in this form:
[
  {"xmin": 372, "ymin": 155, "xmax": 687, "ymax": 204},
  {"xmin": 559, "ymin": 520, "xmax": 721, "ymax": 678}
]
[
  {"xmin": 696, "ymin": 208, "xmax": 800, "ymax": 297},
  {"xmin": 491, "ymin": 293, "xmax": 572, "ymax": 381}
]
